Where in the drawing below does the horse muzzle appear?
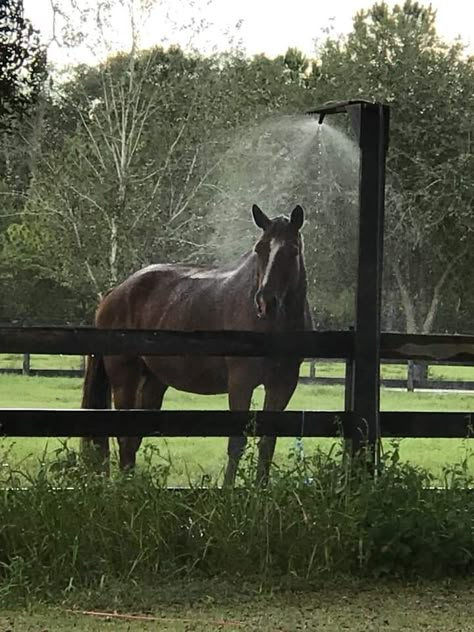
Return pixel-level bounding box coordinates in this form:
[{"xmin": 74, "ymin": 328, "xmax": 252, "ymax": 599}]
[{"xmin": 255, "ymin": 289, "xmax": 281, "ymax": 320}]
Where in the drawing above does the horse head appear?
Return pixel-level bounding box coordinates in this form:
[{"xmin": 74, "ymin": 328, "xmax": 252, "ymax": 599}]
[{"xmin": 251, "ymin": 204, "xmax": 305, "ymax": 321}]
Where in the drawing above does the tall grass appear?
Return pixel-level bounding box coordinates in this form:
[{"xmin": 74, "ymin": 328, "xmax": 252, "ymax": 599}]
[{"xmin": 2, "ymin": 442, "xmax": 474, "ymax": 604}]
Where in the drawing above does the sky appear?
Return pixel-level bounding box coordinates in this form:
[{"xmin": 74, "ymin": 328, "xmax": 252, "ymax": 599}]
[{"xmin": 23, "ymin": 0, "xmax": 474, "ymax": 66}]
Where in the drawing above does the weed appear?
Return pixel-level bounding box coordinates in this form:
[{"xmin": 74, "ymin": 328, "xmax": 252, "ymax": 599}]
[{"xmin": 1, "ymin": 443, "xmax": 474, "ymax": 605}]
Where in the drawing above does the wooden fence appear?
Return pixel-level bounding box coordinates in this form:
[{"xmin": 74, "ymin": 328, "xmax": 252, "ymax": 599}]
[
  {"xmin": 2, "ymin": 352, "xmax": 474, "ymax": 392},
  {"xmin": 0, "ymin": 326, "xmax": 473, "ymax": 442}
]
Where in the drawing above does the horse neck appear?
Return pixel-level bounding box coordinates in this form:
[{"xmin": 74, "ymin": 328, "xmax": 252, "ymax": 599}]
[{"xmin": 283, "ymin": 254, "xmax": 308, "ymax": 329}]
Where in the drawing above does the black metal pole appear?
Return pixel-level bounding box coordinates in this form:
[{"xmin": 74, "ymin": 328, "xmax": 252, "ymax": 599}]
[{"xmin": 349, "ymin": 102, "xmax": 390, "ymax": 465}]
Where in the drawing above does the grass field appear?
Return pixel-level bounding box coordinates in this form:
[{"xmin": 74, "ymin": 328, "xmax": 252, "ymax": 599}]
[
  {"xmin": 2, "ymin": 357, "xmax": 474, "ymax": 624},
  {"xmin": 2, "ymin": 352, "xmax": 474, "ymax": 381},
  {"xmin": 4, "ymin": 581, "xmax": 474, "ymax": 631},
  {"xmin": 1, "ymin": 365, "xmax": 474, "ymax": 484}
]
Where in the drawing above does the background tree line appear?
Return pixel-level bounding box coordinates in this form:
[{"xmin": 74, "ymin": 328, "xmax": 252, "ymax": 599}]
[{"xmin": 1, "ymin": 0, "xmax": 473, "ymax": 334}]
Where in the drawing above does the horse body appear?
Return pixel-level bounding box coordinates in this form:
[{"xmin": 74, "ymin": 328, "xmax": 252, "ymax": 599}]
[
  {"xmin": 98, "ymin": 257, "xmax": 255, "ymax": 395},
  {"xmin": 82, "ymin": 204, "xmax": 312, "ymax": 484}
]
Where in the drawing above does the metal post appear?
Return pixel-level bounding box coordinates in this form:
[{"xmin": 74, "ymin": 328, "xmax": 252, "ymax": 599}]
[{"xmin": 349, "ymin": 103, "xmax": 389, "ymax": 465}]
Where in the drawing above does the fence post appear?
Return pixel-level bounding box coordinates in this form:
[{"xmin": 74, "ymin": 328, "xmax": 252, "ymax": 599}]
[
  {"xmin": 22, "ymin": 352, "xmax": 31, "ymax": 376},
  {"xmin": 348, "ymin": 102, "xmax": 390, "ymax": 468},
  {"xmin": 407, "ymin": 360, "xmax": 428, "ymax": 391},
  {"xmin": 306, "ymin": 100, "xmax": 390, "ymax": 469},
  {"xmin": 309, "ymin": 360, "xmax": 316, "ymax": 380}
]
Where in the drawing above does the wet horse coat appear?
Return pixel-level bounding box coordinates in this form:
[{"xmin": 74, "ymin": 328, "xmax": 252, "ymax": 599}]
[{"xmin": 82, "ymin": 204, "xmax": 313, "ymax": 484}]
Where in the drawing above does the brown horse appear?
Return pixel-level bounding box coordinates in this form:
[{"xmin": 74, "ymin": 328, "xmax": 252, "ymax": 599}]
[{"xmin": 81, "ymin": 204, "xmax": 312, "ymax": 485}]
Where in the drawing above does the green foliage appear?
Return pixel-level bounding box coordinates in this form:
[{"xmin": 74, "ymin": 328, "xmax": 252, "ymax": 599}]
[
  {"xmin": 3, "ymin": 45, "xmax": 310, "ymax": 319},
  {"xmin": 0, "ymin": 0, "xmax": 47, "ymax": 134},
  {"xmin": 312, "ymin": 0, "xmax": 474, "ymax": 333},
  {"xmin": 2, "ymin": 1, "xmax": 474, "ymax": 331},
  {"xmin": 2, "ymin": 444, "xmax": 474, "ymax": 603}
]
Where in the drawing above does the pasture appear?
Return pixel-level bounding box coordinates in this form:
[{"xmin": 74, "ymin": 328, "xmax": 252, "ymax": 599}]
[
  {"xmin": 4, "ymin": 582, "xmax": 474, "ymax": 631},
  {"xmin": 1, "ymin": 356, "xmax": 474, "ymax": 485}
]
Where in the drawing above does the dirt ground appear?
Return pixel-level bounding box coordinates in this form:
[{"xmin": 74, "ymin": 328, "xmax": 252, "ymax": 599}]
[{"xmin": 3, "ymin": 581, "xmax": 474, "ymax": 631}]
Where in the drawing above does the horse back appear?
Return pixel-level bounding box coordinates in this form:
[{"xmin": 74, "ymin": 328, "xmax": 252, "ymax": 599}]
[{"xmin": 95, "ymin": 264, "xmax": 241, "ymax": 331}]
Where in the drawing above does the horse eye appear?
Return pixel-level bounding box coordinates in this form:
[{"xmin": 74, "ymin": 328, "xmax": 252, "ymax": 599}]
[{"xmin": 254, "ymin": 242, "xmax": 267, "ymax": 255}]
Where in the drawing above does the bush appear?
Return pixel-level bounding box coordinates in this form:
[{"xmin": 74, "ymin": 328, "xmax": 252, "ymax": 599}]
[{"xmin": 1, "ymin": 441, "xmax": 474, "ymax": 603}]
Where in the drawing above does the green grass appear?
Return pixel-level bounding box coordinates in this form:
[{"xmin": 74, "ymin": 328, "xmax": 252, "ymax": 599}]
[
  {"xmin": 2, "ymin": 361, "xmax": 474, "ymax": 616},
  {"xmin": 1, "ymin": 373, "xmax": 474, "ymax": 484},
  {"xmin": 3, "ymin": 354, "xmax": 474, "ymax": 381},
  {"xmin": 5, "ymin": 581, "xmax": 474, "ymax": 631},
  {"xmin": 2, "ymin": 372, "xmax": 474, "ymax": 411},
  {"xmin": 3, "ymin": 448, "xmax": 474, "ymax": 602}
]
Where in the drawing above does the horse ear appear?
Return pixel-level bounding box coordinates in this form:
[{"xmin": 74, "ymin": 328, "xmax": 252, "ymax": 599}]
[
  {"xmin": 290, "ymin": 205, "xmax": 304, "ymax": 230},
  {"xmin": 252, "ymin": 204, "xmax": 271, "ymax": 230}
]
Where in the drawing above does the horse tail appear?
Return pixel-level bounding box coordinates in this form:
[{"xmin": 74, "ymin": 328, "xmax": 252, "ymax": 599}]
[
  {"xmin": 81, "ymin": 354, "xmax": 111, "ymax": 471},
  {"xmin": 81, "ymin": 354, "xmax": 111, "ymax": 410}
]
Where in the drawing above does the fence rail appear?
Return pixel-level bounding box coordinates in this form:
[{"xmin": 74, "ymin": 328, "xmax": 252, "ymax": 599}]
[
  {"xmin": 1, "ymin": 328, "xmax": 474, "ymax": 391},
  {"xmin": 0, "ymin": 327, "xmax": 473, "ymax": 442},
  {"xmin": 1, "ymin": 327, "xmax": 474, "ymax": 361},
  {"xmin": 0, "ymin": 409, "xmax": 473, "ymax": 439},
  {"xmin": 0, "ymin": 327, "xmax": 351, "ymax": 357},
  {"xmin": 299, "ymin": 375, "xmax": 474, "ymax": 391}
]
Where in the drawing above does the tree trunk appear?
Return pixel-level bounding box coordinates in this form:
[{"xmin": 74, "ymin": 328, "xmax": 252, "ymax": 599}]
[
  {"xmin": 393, "ymin": 262, "xmax": 425, "ymax": 392},
  {"xmin": 393, "ymin": 252, "xmax": 465, "ymax": 391},
  {"xmin": 109, "ymin": 217, "xmax": 118, "ymax": 286}
]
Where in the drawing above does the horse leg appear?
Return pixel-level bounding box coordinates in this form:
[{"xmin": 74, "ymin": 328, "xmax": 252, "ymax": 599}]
[
  {"xmin": 223, "ymin": 369, "xmax": 254, "ymax": 487},
  {"xmin": 257, "ymin": 369, "xmax": 299, "ymax": 486},
  {"xmin": 117, "ymin": 369, "xmax": 168, "ymax": 471}
]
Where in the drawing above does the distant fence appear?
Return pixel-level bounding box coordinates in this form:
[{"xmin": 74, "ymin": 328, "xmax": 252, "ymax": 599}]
[
  {"xmin": 300, "ymin": 359, "xmax": 474, "ymax": 392},
  {"xmin": 0, "ymin": 352, "xmax": 86, "ymax": 378},
  {"xmin": 2, "ymin": 352, "xmax": 473, "ymax": 392}
]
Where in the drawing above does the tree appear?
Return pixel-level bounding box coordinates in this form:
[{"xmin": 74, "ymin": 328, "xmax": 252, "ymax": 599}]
[
  {"xmin": 310, "ymin": 0, "xmax": 474, "ymax": 334},
  {"xmin": 16, "ymin": 48, "xmax": 213, "ymax": 303},
  {"xmin": 0, "ymin": 0, "xmax": 49, "ymax": 320},
  {"xmin": 6, "ymin": 42, "xmax": 313, "ymax": 319},
  {"xmin": 0, "ymin": 0, "xmax": 47, "ymax": 133}
]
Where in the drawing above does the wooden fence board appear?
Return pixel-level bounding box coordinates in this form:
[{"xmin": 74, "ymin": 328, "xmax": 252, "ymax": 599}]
[
  {"xmin": 0, "ymin": 409, "xmax": 472, "ymax": 438},
  {"xmin": 382, "ymin": 333, "xmax": 474, "ymax": 363},
  {"xmin": 0, "ymin": 327, "xmax": 351, "ymax": 358},
  {"xmin": 1, "ymin": 327, "xmax": 474, "ymax": 363},
  {"xmin": 0, "ymin": 368, "xmax": 84, "ymax": 378},
  {"xmin": 0, "ymin": 409, "xmax": 346, "ymax": 437},
  {"xmin": 381, "ymin": 412, "xmax": 474, "ymax": 438}
]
